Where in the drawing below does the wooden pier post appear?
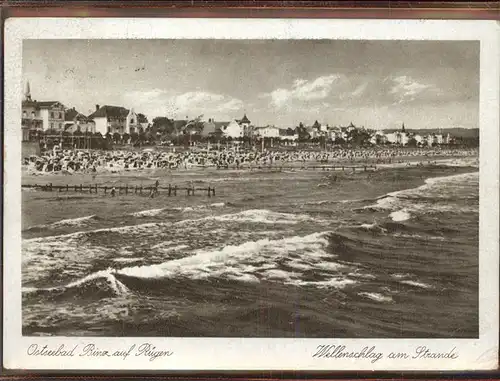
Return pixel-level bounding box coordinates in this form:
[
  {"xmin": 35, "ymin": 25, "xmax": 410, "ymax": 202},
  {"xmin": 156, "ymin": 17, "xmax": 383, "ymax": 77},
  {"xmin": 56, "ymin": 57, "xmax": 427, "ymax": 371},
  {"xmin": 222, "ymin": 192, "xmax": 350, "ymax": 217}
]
[
  {"xmin": 104, "ymin": 186, "xmax": 107, "ymax": 194},
  {"xmin": 139, "ymin": 186, "xmax": 142, "ymax": 195},
  {"xmin": 192, "ymin": 187, "xmax": 195, "ymax": 196},
  {"xmin": 66, "ymin": 184, "xmax": 69, "ymax": 192},
  {"xmin": 168, "ymin": 184, "xmax": 172, "ymax": 197},
  {"xmin": 95, "ymin": 184, "xmax": 98, "ymax": 193},
  {"xmin": 212, "ymin": 188, "xmax": 216, "ymax": 196},
  {"xmin": 135, "ymin": 186, "xmax": 138, "ymax": 194},
  {"xmin": 125, "ymin": 185, "xmax": 128, "ymax": 195},
  {"xmin": 80, "ymin": 184, "xmax": 83, "ymax": 192},
  {"xmin": 207, "ymin": 186, "xmax": 211, "ymax": 197}
]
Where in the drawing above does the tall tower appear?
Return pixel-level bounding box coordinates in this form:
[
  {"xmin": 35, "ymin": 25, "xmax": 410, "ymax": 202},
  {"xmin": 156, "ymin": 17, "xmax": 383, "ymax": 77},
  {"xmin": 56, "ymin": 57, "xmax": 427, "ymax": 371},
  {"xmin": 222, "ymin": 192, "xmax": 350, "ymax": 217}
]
[
  {"xmin": 24, "ymin": 80, "xmax": 32, "ymax": 102},
  {"xmin": 401, "ymin": 122, "xmax": 405, "ymax": 132}
]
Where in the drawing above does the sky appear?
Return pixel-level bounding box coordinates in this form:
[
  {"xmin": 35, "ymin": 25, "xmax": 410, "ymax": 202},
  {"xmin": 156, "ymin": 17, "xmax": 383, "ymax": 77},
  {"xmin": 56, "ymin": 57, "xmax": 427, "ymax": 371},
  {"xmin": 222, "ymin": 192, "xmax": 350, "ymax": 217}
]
[{"xmin": 23, "ymin": 39, "xmax": 479, "ymax": 129}]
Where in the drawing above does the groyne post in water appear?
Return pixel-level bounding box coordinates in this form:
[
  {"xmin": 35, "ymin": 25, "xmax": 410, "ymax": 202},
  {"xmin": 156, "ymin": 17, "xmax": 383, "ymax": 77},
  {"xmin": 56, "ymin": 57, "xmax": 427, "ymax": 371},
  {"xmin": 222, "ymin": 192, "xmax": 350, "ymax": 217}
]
[{"xmin": 23, "ymin": 183, "xmax": 217, "ymax": 198}]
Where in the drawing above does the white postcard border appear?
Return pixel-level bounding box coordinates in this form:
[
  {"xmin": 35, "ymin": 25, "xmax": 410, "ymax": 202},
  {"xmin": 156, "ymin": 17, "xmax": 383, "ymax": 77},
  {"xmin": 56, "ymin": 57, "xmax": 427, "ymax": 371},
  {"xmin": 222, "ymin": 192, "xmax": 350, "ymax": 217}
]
[{"xmin": 3, "ymin": 18, "xmax": 499, "ymax": 371}]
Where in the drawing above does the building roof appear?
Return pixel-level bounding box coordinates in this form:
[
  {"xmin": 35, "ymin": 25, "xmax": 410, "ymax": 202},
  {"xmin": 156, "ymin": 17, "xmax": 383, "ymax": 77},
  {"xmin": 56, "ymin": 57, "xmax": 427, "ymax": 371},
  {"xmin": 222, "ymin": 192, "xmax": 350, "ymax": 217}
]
[
  {"xmin": 38, "ymin": 101, "xmax": 63, "ymax": 108},
  {"xmin": 88, "ymin": 105, "xmax": 130, "ymax": 119},
  {"xmin": 238, "ymin": 114, "xmax": 251, "ymax": 124},
  {"xmin": 65, "ymin": 107, "xmax": 89, "ymax": 122},
  {"xmin": 22, "ymin": 100, "xmax": 63, "ymax": 109},
  {"xmin": 214, "ymin": 121, "xmax": 230, "ymax": 130}
]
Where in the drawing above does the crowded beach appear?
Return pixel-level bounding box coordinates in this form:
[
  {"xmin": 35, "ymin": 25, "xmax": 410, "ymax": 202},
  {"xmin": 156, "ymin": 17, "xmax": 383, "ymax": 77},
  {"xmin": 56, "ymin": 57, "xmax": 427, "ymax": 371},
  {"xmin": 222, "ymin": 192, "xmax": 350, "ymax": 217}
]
[{"xmin": 23, "ymin": 146, "xmax": 478, "ymax": 174}]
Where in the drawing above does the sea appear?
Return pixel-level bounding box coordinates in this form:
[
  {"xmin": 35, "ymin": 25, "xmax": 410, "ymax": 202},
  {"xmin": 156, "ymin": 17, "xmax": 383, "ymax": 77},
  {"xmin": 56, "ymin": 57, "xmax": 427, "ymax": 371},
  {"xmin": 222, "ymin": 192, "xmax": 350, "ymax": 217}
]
[{"xmin": 22, "ymin": 161, "xmax": 479, "ymax": 338}]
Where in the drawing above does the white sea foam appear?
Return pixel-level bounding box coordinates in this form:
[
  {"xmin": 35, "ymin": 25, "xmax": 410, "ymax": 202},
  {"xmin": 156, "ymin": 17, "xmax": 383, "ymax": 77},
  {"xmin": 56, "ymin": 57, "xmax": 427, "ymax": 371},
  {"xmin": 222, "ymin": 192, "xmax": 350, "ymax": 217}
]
[
  {"xmin": 401, "ymin": 280, "xmax": 433, "ymax": 289},
  {"xmin": 205, "ymin": 209, "xmax": 326, "ymax": 225},
  {"xmin": 365, "ymin": 171, "xmax": 478, "ymax": 219},
  {"xmin": 424, "ymin": 171, "xmax": 479, "ymax": 187},
  {"xmin": 113, "ymin": 257, "xmax": 144, "ymax": 263},
  {"xmin": 390, "ymin": 209, "xmax": 411, "ymax": 222},
  {"xmin": 287, "ymin": 261, "xmax": 314, "ymax": 270},
  {"xmin": 155, "ymin": 244, "xmax": 189, "ymax": 253},
  {"xmin": 24, "ymin": 222, "xmax": 166, "ymax": 244},
  {"xmin": 359, "ymin": 292, "xmax": 393, "ymax": 303},
  {"xmin": 393, "ymin": 233, "xmax": 445, "ymax": 241},
  {"xmin": 295, "ymin": 278, "xmax": 357, "ymax": 289},
  {"xmin": 174, "ymin": 202, "xmax": 226, "ymax": 213},
  {"xmin": 264, "ymin": 269, "xmax": 299, "ymax": 280},
  {"xmin": 210, "ymin": 202, "xmax": 225, "ymax": 208},
  {"xmin": 131, "ymin": 208, "xmax": 165, "ymax": 217},
  {"xmin": 50, "ymin": 215, "xmax": 97, "ymax": 227},
  {"xmin": 391, "ymin": 273, "xmax": 411, "ymax": 279},
  {"xmin": 305, "ymin": 198, "xmax": 365, "ymax": 206},
  {"xmin": 22, "ymin": 268, "xmax": 129, "ymax": 296},
  {"xmin": 25, "ymin": 209, "xmax": 321, "ymax": 246},
  {"xmin": 115, "ymin": 232, "xmax": 354, "ymax": 289}
]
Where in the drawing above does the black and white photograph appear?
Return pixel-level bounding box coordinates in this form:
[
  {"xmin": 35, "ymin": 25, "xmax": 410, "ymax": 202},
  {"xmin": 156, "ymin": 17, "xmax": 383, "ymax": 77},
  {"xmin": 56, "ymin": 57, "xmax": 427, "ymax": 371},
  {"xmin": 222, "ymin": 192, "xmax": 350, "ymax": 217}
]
[{"xmin": 4, "ymin": 18, "xmax": 499, "ymax": 371}]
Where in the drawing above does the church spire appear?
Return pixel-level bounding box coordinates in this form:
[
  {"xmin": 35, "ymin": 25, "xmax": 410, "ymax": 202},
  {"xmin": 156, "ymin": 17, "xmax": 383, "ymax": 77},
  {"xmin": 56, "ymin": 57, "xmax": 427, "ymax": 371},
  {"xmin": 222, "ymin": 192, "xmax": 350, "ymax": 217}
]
[
  {"xmin": 401, "ymin": 122, "xmax": 405, "ymax": 132},
  {"xmin": 24, "ymin": 80, "xmax": 32, "ymax": 102}
]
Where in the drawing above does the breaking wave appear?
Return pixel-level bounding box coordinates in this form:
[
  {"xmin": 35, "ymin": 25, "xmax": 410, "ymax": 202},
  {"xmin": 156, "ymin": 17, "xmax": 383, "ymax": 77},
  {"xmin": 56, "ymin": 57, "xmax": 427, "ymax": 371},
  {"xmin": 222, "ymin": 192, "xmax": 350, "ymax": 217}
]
[
  {"xmin": 365, "ymin": 171, "xmax": 478, "ymax": 221},
  {"xmin": 24, "ymin": 232, "xmax": 359, "ymax": 298},
  {"xmin": 115, "ymin": 232, "xmax": 351, "ymax": 288},
  {"xmin": 358, "ymin": 292, "xmax": 393, "ymax": 303},
  {"xmin": 23, "ymin": 269, "xmax": 129, "ymax": 298}
]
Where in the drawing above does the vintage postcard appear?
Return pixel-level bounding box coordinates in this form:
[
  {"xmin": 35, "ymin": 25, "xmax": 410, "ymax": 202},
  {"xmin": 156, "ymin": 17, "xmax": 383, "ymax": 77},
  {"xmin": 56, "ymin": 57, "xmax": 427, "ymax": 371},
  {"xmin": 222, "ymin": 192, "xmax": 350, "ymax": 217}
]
[{"xmin": 3, "ymin": 17, "xmax": 499, "ymax": 371}]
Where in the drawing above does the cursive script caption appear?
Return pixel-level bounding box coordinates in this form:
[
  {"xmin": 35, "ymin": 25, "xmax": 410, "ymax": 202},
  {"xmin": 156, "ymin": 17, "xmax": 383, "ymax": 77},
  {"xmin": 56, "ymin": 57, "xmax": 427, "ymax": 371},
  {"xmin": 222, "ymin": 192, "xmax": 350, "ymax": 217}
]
[
  {"xmin": 27, "ymin": 343, "xmax": 173, "ymax": 362},
  {"xmin": 312, "ymin": 345, "xmax": 459, "ymax": 363}
]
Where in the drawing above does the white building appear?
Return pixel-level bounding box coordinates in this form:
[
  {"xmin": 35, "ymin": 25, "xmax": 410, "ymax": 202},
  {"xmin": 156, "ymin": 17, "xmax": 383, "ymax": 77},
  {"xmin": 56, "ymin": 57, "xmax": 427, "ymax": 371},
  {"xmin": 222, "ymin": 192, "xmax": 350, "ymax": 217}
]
[
  {"xmin": 64, "ymin": 107, "xmax": 95, "ymax": 133},
  {"xmin": 88, "ymin": 105, "xmax": 140, "ymax": 135},
  {"xmin": 370, "ymin": 130, "xmax": 386, "ymax": 145},
  {"xmin": 221, "ymin": 120, "xmax": 244, "ymax": 138},
  {"xmin": 413, "ymin": 134, "xmax": 424, "ymax": 144},
  {"xmin": 220, "ymin": 114, "xmax": 252, "ymax": 139},
  {"xmin": 254, "ymin": 125, "xmax": 281, "ymax": 138},
  {"xmin": 385, "ymin": 131, "xmax": 409, "ymax": 145}
]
